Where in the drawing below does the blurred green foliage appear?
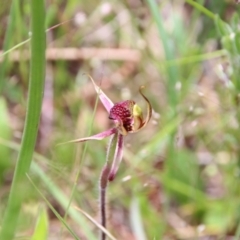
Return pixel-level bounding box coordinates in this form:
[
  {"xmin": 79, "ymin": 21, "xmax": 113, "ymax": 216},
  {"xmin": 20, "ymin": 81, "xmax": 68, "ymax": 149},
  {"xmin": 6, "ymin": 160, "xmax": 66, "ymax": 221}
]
[
  {"xmin": 0, "ymin": 98, "xmax": 12, "ymax": 184},
  {"xmin": 1, "ymin": 0, "xmax": 240, "ymax": 239}
]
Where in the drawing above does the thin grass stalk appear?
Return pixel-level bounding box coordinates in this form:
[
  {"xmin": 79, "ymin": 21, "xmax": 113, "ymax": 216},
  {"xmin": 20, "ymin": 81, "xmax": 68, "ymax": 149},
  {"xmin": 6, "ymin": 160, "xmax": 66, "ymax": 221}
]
[
  {"xmin": 146, "ymin": 0, "xmax": 179, "ymax": 108},
  {"xmin": 146, "ymin": 1, "xmax": 181, "ymax": 227},
  {"xmin": 0, "ymin": 1, "xmax": 17, "ymax": 93},
  {"xmin": 63, "ymin": 85, "xmax": 100, "ymax": 216},
  {"xmin": 60, "ymin": 86, "xmax": 100, "ymax": 239},
  {"xmin": 0, "ymin": 137, "xmax": 99, "ymax": 239},
  {"xmin": 0, "ymin": 0, "xmax": 46, "ymax": 239},
  {"xmin": 26, "ymin": 174, "xmax": 79, "ymax": 240},
  {"xmin": 31, "ymin": 160, "xmax": 96, "ymax": 239},
  {"xmin": 185, "ymin": 0, "xmax": 215, "ymax": 20}
]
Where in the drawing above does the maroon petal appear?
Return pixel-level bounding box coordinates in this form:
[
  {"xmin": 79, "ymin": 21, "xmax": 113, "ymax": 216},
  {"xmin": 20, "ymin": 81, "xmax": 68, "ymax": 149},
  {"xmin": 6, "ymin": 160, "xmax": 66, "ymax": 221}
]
[
  {"xmin": 57, "ymin": 128, "xmax": 117, "ymax": 145},
  {"xmin": 108, "ymin": 133, "xmax": 124, "ymax": 181},
  {"xmin": 109, "ymin": 100, "xmax": 135, "ymax": 135}
]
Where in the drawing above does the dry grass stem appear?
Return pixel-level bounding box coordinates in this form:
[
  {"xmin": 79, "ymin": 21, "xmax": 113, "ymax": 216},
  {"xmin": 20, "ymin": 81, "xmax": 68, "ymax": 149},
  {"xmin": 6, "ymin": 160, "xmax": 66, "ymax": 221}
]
[{"xmin": 0, "ymin": 47, "xmax": 141, "ymax": 62}]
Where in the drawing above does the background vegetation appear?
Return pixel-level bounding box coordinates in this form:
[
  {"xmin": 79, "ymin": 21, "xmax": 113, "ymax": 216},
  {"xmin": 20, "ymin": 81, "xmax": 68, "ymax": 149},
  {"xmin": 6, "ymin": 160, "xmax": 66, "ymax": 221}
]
[{"xmin": 0, "ymin": 0, "xmax": 240, "ymax": 239}]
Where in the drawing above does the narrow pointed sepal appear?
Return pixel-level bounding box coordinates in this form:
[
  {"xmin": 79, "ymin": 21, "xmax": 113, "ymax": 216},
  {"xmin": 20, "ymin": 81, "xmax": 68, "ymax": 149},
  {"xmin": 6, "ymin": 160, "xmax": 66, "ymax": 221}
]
[
  {"xmin": 108, "ymin": 133, "xmax": 124, "ymax": 181},
  {"xmin": 57, "ymin": 128, "xmax": 117, "ymax": 146},
  {"xmin": 85, "ymin": 74, "xmax": 114, "ymax": 113}
]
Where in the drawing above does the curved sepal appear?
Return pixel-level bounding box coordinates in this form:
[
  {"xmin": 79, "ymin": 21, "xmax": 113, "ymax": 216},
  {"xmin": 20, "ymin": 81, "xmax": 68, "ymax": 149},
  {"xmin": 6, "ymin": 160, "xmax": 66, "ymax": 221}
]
[{"xmin": 132, "ymin": 86, "xmax": 152, "ymax": 132}]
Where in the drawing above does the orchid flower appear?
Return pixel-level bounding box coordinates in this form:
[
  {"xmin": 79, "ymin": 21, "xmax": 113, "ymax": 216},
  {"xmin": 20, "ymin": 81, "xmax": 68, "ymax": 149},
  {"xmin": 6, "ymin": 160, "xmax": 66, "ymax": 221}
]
[
  {"xmin": 61, "ymin": 76, "xmax": 152, "ymax": 239},
  {"xmin": 65, "ymin": 76, "xmax": 152, "ymax": 182}
]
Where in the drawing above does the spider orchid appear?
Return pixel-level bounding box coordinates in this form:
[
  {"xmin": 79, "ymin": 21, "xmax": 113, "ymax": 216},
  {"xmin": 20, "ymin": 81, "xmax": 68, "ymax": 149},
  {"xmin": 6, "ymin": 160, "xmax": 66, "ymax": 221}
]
[{"xmin": 64, "ymin": 76, "xmax": 152, "ymax": 181}]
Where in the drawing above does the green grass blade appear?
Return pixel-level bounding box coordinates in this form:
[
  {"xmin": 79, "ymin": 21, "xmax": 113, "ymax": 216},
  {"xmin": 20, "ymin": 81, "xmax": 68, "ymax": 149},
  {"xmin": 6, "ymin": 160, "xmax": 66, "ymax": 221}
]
[
  {"xmin": 234, "ymin": 223, "xmax": 240, "ymax": 240},
  {"xmin": 0, "ymin": 38, "xmax": 30, "ymax": 58},
  {"xmin": 146, "ymin": 0, "xmax": 179, "ymax": 107},
  {"xmin": 130, "ymin": 197, "xmax": 147, "ymax": 240},
  {"xmin": 27, "ymin": 173, "xmax": 80, "ymax": 240},
  {"xmin": 0, "ymin": 0, "xmax": 46, "ymax": 239},
  {"xmin": 31, "ymin": 206, "xmax": 49, "ymax": 240},
  {"xmin": 162, "ymin": 49, "xmax": 227, "ymax": 66},
  {"xmin": 0, "ymin": 98, "xmax": 12, "ymax": 183},
  {"xmin": 185, "ymin": 0, "xmax": 215, "ymax": 20},
  {"xmin": 63, "ymin": 78, "xmax": 100, "ymax": 223},
  {"xmin": 30, "ymin": 162, "xmax": 96, "ymax": 240},
  {"xmin": 0, "ymin": 138, "xmax": 97, "ymax": 239},
  {"xmin": 0, "ymin": 1, "xmax": 17, "ymax": 93}
]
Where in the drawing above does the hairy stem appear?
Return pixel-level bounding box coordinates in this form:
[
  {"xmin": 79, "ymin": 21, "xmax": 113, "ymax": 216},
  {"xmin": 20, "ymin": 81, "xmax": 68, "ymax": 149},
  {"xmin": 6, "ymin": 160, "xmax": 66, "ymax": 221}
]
[
  {"xmin": 99, "ymin": 165, "xmax": 111, "ymax": 240},
  {"xmin": 99, "ymin": 133, "xmax": 118, "ymax": 240}
]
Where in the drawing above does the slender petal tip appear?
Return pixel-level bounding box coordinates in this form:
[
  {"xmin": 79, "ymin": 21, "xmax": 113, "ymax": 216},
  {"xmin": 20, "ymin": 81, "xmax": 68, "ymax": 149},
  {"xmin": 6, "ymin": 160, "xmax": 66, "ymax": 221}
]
[
  {"xmin": 84, "ymin": 73, "xmax": 114, "ymax": 113},
  {"xmin": 57, "ymin": 128, "xmax": 117, "ymax": 146}
]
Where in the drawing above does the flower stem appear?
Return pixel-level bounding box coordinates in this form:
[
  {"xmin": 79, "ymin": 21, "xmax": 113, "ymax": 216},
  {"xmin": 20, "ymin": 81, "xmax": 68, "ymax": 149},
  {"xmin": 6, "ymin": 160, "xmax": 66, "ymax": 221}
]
[
  {"xmin": 99, "ymin": 165, "xmax": 111, "ymax": 240},
  {"xmin": 99, "ymin": 133, "xmax": 118, "ymax": 240}
]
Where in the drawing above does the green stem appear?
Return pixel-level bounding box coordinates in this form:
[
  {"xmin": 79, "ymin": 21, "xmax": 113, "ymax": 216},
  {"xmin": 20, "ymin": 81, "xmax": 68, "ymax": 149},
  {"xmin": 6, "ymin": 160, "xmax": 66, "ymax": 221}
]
[
  {"xmin": 162, "ymin": 49, "xmax": 227, "ymax": 66},
  {"xmin": 0, "ymin": 0, "xmax": 46, "ymax": 239}
]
